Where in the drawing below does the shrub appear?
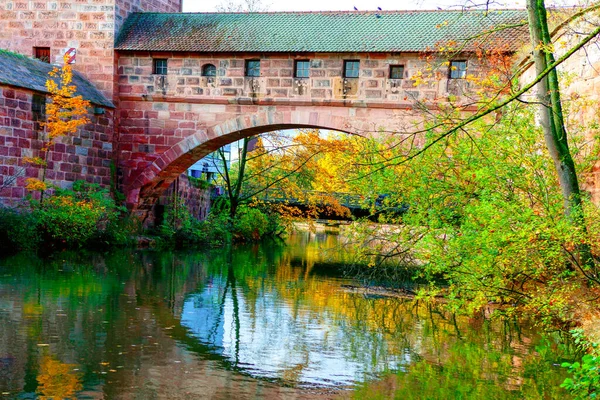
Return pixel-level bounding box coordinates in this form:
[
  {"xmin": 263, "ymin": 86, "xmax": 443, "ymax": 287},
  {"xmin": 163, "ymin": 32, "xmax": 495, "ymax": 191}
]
[
  {"xmin": 233, "ymin": 206, "xmax": 269, "ymax": 241},
  {"xmin": 0, "ymin": 207, "xmax": 40, "ymax": 252},
  {"xmin": 158, "ymin": 198, "xmax": 231, "ymax": 247},
  {"xmin": 561, "ymin": 329, "xmax": 600, "ymax": 399},
  {"xmin": 33, "ymin": 180, "xmax": 123, "ymax": 248}
]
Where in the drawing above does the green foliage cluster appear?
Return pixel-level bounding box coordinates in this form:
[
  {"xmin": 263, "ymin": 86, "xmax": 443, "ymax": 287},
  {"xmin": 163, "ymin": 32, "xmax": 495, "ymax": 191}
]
[
  {"xmin": 157, "ymin": 197, "xmax": 285, "ymax": 247},
  {"xmin": 0, "ymin": 180, "xmax": 133, "ymax": 252},
  {"xmin": 339, "ymin": 103, "xmax": 600, "ymax": 328},
  {"xmin": 561, "ymin": 329, "xmax": 600, "ymax": 398},
  {"xmin": 158, "ymin": 197, "xmax": 230, "ymax": 247},
  {"xmin": 188, "ymin": 176, "xmax": 212, "ymax": 190}
]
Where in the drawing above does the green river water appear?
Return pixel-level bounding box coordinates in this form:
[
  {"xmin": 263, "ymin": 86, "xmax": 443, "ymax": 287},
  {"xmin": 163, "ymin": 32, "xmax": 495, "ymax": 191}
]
[{"xmin": 0, "ymin": 231, "xmax": 574, "ymax": 399}]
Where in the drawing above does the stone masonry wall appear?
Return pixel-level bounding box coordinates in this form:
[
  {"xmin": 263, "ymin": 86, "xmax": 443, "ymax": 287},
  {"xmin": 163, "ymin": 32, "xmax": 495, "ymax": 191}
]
[
  {"xmin": 118, "ymin": 52, "xmax": 482, "ymax": 104},
  {"xmin": 158, "ymin": 174, "xmax": 211, "ymax": 225},
  {"xmin": 0, "ymin": 0, "xmax": 181, "ymax": 100},
  {"xmin": 0, "ymin": 85, "xmax": 114, "ymax": 205}
]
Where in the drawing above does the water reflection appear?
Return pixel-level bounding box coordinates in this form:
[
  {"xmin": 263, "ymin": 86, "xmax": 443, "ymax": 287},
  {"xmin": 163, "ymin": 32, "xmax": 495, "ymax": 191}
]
[{"xmin": 0, "ymin": 231, "xmax": 571, "ymax": 398}]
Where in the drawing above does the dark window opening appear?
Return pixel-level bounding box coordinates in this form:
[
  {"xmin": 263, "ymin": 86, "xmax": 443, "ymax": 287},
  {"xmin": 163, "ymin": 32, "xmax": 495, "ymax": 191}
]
[
  {"xmin": 449, "ymin": 60, "xmax": 468, "ymax": 79},
  {"xmin": 34, "ymin": 47, "xmax": 50, "ymax": 63},
  {"xmin": 32, "ymin": 94, "xmax": 46, "ymax": 132},
  {"xmin": 202, "ymin": 64, "xmax": 216, "ymax": 77},
  {"xmin": 245, "ymin": 60, "xmax": 260, "ymax": 77},
  {"xmin": 153, "ymin": 58, "xmax": 168, "ymax": 75},
  {"xmin": 389, "ymin": 65, "xmax": 405, "ymax": 79},
  {"xmin": 343, "ymin": 60, "xmax": 360, "ymax": 78},
  {"xmin": 294, "ymin": 60, "xmax": 310, "ymax": 78}
]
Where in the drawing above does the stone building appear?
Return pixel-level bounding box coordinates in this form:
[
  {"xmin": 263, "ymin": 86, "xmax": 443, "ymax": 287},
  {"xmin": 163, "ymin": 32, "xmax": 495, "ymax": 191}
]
[{"xmin": 11, "ymin": 3, "xmax": 598, "ymax": 218}]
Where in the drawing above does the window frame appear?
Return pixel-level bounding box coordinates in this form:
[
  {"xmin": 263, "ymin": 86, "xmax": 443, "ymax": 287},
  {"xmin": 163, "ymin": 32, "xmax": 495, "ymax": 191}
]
[
  {"xmin": 202, "ymin": 63, "xmax": 217, "ymax": 77},
  {"xmin": 34, "ymin": 47, "xmax": 51, "ymax": 63},
  {"xmin": 343, "ymin": 60, "xmax": 360, "ymax": 78},
  {"xmin": 389, "ymin": 65, "xmax": 405, "ymax": 80},
  {"xmin": 32, "ymin": 94, "xmax": 46, "ymax": 132},
  {"xmin": 449, "ymin": 60, "xmax": 468, "ymax": 79},
  {"xmin": 153, "ymin": 58, "xmax": 168, "ymax": 75},
  {"xmin": 245, "ymin": 60, "xmax": 261, "ymax": 77},
  {"xmin": 294, "ymin": 60, "xmax": 310, "ymax": 78}
]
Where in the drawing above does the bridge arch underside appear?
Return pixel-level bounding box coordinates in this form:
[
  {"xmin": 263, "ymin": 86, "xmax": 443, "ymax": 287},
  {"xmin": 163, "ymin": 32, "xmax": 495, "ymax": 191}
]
[{"xmin": 120, "ymin": 103, "xmax": 422, "ymax": 214}]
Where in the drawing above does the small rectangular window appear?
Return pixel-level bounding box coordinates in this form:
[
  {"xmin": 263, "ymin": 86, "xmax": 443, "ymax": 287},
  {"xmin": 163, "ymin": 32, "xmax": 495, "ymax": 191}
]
[
  {"xmin": 245, "ymin": 60, "xmax": 260, "ymax": 77},
  {"xmin": 34, "ymin": 47, "xmax": 50, "ymax": 63},
  {"xmin": 343, "ymin": 60, "xmax": 360, "ymax": 78},
  {"xmin": 32, "ymin": 94, "xmax": 46, "ymax": 131},
  {"xmin": 153, "ymin": 59, "xmax": 168, "ymax": 75},
  {"xmin": 449, "ymin": 60, "xmax": 467, "ymax": 79},
  {"xmin": 294, "ymin": 60, "xmax": 310, "ymax": 78},
  {"xmin": 389, "ymin": 65, "xmax": 405, "ymax": 79}
]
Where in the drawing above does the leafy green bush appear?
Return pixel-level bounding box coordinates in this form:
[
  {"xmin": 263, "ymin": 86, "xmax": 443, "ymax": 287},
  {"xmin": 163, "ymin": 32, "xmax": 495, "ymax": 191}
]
[
  {"xmin": 33, "ymin": 181, "xmax": 124, "ymax": 248},
  {"xmin": 561, "ymin": 329, "xmax": 600, "ymax": 399},
  {"xmin": 0, "ymin": 181, "xmax": 127, "ymax": 251},
  {"xmin": 188, "ymin": 176, "xmax": 212, "ymax": 190},
  {"xmin": 158, "ymin": 198, "xmax": 231, "ymax": 247},
  {"xmin": 233, "ymin": 206, "xmax": 269, "ymax": 241},
  {"xmin": 0, "ymin": 207, "xmax": 40, "ymax": 252}
]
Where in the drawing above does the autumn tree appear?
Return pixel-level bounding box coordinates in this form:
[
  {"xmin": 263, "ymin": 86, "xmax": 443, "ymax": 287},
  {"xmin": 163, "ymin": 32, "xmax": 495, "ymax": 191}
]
[
  {"xmin": 215, "ymin": 130, "xmax": 353, "ymax": 220},
  {"xmin": 24, "ymin": 54, "xmax": 90, "ymax": 202},
  {"xmin": 327, "ymin": 3, "xmax": 600, "ymax": 330}
]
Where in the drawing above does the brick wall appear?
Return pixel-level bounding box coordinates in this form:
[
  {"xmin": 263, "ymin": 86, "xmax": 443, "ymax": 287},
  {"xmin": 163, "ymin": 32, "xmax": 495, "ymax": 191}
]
[
  {"xmin": 0, "ymin": 85, "xmax": 114, "ymax": 205},
  {"xmin": 117, "ymin": 52, "xmax": 483, "ymax": 104},
  {"xmin": 0, "ymin": 0, "xmax": 118, "ymax": 99},
  {"xmin": 0, "ymin": 0, "xmax": 181, "ymax": 100},
  {"xmin": 114, "ymin": 0, "xmax": 180, "ymax": 33},
  {"xmin": 157, "ymin": 174, "xmax": 211, "ymax": 225}
]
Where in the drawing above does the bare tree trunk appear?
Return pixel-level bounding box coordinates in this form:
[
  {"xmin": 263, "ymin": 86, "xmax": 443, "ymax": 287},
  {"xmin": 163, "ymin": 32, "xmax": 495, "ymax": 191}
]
[
  {"xmin": 218, "ymin": 138, "xmax": 250, "ymax": 220},
  {"xmin": 527, "ymin": 0, "xmax": 594, "ymax": 270}
]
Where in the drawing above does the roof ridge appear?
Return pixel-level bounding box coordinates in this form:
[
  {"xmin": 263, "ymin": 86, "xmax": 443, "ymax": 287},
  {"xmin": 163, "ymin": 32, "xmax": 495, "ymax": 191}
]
[{"xmin": 132, "ymin": 9, "xmax": 526, "ymax": 15}]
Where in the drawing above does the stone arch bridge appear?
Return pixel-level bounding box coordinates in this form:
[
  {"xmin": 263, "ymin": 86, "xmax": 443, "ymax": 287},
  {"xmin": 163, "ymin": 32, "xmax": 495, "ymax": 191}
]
[
  {"xmin": 113, "ymin": 11, "xmax": 527, "ymax": 217},
  {"xmin": 122, "ymin": 101, "xmax": 421, "ymax": 215}
]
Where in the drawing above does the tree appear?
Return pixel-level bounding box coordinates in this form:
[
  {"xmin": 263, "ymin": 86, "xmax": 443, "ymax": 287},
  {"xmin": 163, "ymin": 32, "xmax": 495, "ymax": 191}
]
[
  {"xmin": 24, "ymin": 54, "xmax": 90, "ymax": 202},
  {"xmin": 215, "ymin": 130, "xmax": 351, "ymax": 220},
  {"xmin": 216, "ymin": 0, "xmax": 268, "ymax": 12},
  {"xmin": 331, "ymin": 3, "xmax": 600, "ymax": 328},
  {"xmin": 526, "ymin": 0, "xmax": 595, "ymax": 271}
]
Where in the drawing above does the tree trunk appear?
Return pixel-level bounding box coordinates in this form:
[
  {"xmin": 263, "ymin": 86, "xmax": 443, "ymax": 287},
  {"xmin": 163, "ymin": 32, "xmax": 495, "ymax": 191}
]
[{"xmin": 527, "ymin": 0, "xmax": 594, "ymax": 269}]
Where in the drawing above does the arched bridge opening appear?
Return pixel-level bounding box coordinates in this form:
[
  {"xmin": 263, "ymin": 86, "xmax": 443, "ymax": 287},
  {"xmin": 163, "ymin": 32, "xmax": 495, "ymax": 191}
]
[{"xmin": 121, "ymin": 105, "xmax": 421, "ymax": 219}]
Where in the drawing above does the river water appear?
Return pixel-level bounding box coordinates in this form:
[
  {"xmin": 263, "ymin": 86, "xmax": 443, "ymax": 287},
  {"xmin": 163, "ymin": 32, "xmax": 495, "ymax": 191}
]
[{"xmin": 0, "ymin": 231, "xmax": 572, "ymax": 399}]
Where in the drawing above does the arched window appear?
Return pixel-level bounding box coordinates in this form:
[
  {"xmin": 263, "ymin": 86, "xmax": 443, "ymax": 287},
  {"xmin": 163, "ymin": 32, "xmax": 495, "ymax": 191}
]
[{"xmin": 202, "ymin": 64, "xmax": 216, "ymax": 77}]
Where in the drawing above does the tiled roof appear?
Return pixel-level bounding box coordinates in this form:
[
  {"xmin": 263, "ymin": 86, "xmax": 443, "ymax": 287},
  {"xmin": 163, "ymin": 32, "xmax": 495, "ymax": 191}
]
[
  {"xmin": 115, "ymin": 10, "xmax": 529, "ymax": 53},
  {"xmin": 0, "ymin": 50, "xmax": 114, "ymax": 108}
]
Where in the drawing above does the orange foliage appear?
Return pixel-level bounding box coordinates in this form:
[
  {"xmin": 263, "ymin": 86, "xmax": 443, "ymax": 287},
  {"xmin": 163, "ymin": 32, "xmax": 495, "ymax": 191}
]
[
  {"xmin": 24, "ymin": 54, "xmax": 90, "ymax": 195},
  {"xmin": 37, "ymin": 355, "xmax": 82, "ymax": 399}
]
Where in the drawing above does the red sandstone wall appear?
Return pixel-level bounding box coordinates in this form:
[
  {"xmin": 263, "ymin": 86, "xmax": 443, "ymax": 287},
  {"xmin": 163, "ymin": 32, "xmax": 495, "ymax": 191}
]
[
  {"xmin": 0, "ymin": 0, "xmax": 117, "ymax": 99},
  {"xmin": 0, "ymin": 0, "xmax": 181, "ymax": 100},
  {"xmin": 0, "ymin": 85, "xmax": 114, "ymax": 205},
  {"xmin": 117, "ymin": 52, "xmax": 482, "ymax": 104},
  {"xmin": 158, "ymin": 174, "xmax": 211, "ymax": 223},
  {"xmin": 114, "ymin": 0, "xmax": 180, "ymax": 33}
]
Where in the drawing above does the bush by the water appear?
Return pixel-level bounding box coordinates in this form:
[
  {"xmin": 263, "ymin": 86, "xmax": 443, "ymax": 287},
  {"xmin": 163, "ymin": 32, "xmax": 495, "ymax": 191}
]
[
  {"xmin": 0, "ymin": 181, "xmax": 129, "ymax": 251},
  {"xmin": 158, "ymin": 198, "xmax": 285, "ymax": 247}
]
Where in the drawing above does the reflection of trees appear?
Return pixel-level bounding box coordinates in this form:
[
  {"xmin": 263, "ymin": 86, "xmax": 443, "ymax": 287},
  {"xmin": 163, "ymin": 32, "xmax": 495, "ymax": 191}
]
[
  {"xmin": 0, "ymin": 241, "xmax": 572, "ymax": 397},
  {"xmin": 37, "ymin": 355, "xmax": 82, "ymax": 400}
]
